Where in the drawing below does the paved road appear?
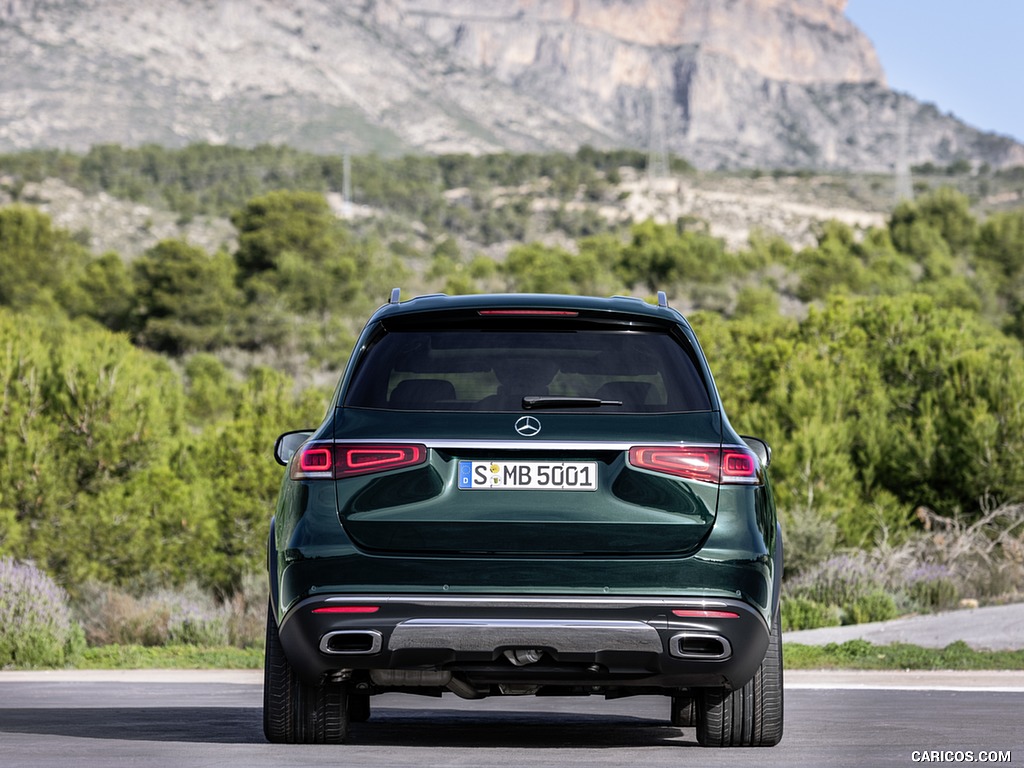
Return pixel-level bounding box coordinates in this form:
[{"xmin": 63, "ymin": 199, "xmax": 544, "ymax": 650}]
[
  {"xmin": 2, "ymin": 605, "xmax": 1020, "ymax": 767},
  {"xmin": 1, "ymin": 671, "xmax": 1021, "ymax": 768}
]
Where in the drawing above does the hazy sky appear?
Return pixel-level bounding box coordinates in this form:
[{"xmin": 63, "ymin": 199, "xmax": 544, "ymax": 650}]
[{"xmin": 846, "ymin": 0, "xmax": 1023, "ymax": 142}]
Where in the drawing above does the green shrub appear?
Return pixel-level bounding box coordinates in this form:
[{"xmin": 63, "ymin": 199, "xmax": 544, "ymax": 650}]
[
  {"xmin": 906, "ymin": 565, "xmax": 960, "ymax": 612},
  {"xmin": 0, "ymin": 558, "xmax": 85, "ymax": 667},
  {"xmin": 843, "ymin": 590, "xmax": 899, "ymax": 625},
  {"xmin": 825, "ymin": 638, "xmax": 877, "ymax": 662},
  {"xmin": 781, "ymin": 596, "xmax": 842, "ymax": 631},
  {"xmin": 786, "ymin": 552, "xmax": 885, "ymax": 607}
]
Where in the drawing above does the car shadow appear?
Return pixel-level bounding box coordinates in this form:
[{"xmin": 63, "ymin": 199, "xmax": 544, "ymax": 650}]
[
  {"xmin": 0, "ymin": 707, "xmax": 266, "ymax": 744},
  {"xmin": 350, "ymin": 708, "xmax": 692, "ymax": 748},
  {"xmin": 0, "ymin": 706, "xmax": 695, "ymax": 747}
]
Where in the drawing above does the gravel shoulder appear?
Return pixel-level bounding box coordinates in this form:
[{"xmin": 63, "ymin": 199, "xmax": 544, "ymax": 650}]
[{"xmin": 785, "ymin": 601, "xmax": 1024, "ymax": 651}]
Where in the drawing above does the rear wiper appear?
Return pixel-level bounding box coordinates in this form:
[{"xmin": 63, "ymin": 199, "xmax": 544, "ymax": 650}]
[{"xmin": 522, "ymin": 396, "xmax": 623, "ymax": 410}]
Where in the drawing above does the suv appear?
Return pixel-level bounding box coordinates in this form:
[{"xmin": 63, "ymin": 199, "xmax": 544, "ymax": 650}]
[{"xmin": 264, "ymin": 291, "xmax": 783, "ymax": 747}]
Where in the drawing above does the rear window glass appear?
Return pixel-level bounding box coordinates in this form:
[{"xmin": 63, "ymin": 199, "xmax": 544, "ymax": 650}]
[{"xmin": 344, "ymin": 329, "xmax": 712, "ymax": 413}]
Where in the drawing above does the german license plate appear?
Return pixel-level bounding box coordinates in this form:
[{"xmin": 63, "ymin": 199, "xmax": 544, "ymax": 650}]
[{"xmin": 458, "ymin": 460, "xmax": 598, "ymax": 491}]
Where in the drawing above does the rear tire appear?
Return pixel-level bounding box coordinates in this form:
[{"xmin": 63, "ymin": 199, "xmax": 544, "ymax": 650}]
[
  {"xmin": 670, "ymin": 694, "xmax": 695, "ymax": 727},
  {"xmin": 263, "ymin": 601, "xmax": 350, "ymax": 744},
  {"xmin": 695, "ymin": 611, "xmax": 783, "ymax": 747},
  {"xmin": 349, "ymin": 692, "xmax": 371, "ymax": 723}
]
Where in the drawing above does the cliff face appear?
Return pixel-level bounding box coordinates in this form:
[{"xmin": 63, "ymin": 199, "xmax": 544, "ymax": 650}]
[
  {"xmin": 385, "ymin": 0, "xmax": 883, "ymax": 86},
  {"xmin": 1, "ymin": 0, "xmax": 1021, "ymax": 170}
]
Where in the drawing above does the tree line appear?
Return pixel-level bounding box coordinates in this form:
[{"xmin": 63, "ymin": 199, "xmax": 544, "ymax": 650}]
[{"xmin": 1, "ymin": 146, "xmax": 1023, "ymax": 596}]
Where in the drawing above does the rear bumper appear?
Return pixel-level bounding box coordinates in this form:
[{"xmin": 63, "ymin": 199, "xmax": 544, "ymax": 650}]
[{"xmin": 277, "ymin": 594, "xmax": 770, "ymax": 693}]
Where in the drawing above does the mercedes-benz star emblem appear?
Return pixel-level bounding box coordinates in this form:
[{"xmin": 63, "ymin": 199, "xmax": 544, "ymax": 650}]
[{"xmin": 514, "ymin": 415, "xmax": 542, "ymax": 437}]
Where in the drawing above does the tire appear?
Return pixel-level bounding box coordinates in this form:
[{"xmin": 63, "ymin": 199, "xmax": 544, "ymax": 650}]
[
  {"xmin": 263, "ymin": 601, "xmax": 350, "ymax": 744},
  {"xmin": 670, "ymin": 694, "xmax": 696, "ymax": 727},
  {"xmin": 349, "ymin": 692, "xmax": 371, "ymax": 723},
  {"xmin": 695, "ymin": 612, "xmax": 783, "ymax": 747}
]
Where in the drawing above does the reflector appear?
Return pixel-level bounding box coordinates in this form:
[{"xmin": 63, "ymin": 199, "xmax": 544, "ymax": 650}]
[
  {"xmin": 672, "ymin": 609, "xmax": 740, "ymax": 619},
  {"xmin": 478, "ymin": 310, "xmax": 578, "ymax": 316},
  {"xmin": 312, "ymin": 606, "xmax": 380, "ymax": 614}
]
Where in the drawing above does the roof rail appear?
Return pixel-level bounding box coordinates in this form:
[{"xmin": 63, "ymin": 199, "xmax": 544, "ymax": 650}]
[{"xmin": 389, "ymin": 287, "xmax": 401, "ymax": 304}]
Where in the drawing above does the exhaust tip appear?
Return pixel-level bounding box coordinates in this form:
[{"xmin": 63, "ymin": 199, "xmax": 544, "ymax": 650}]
[
  {"xmin": 668, "ymin": 632, "xmax": 732, "ymax": 660},
  {"xmin": 319, "ymin": 630, "xmax": 383, "ymax": 655}
]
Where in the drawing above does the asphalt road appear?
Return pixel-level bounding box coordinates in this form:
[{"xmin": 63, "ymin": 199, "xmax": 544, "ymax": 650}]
[{"xmin": 1, "ymin": 670, "xmax": 1021, "ymax": 768}]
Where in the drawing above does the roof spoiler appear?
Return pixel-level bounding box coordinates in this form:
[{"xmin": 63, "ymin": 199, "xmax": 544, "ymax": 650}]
[{"xmin": 390, "ymin": 288, "xmax": 670, "ymax": 308}]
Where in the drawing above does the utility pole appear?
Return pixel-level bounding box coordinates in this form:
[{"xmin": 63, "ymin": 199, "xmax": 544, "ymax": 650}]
[
  {"xmin": 894, "ymin": 98, "xmax": 913, "ymax": 202},
  {"xmin": 342, "ymin": 147, "xmax": 352, "ymax": 218},
  {"xmin": 647, "ymin": 79, "xmax": 670, "ymax": 188}
]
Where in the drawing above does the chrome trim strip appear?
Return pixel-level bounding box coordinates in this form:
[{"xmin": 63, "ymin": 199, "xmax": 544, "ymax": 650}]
[
  {"xmin": 435, "ymin": 439, "xmax": 632, "ymax": 450},
  {"xmin": 388, "ymin": 619, "xmax": 663, "ymax": 654},
  {"xmin": 321, "ymin": 595, "xmax": 738, "ymax": 611},
  {"xmin": 319, "ymin": 630, "xmax": 383, "ymax": 655},
  {"xmin": 316, "ymin": 438, "xmax": 636, "ymax": 450}
]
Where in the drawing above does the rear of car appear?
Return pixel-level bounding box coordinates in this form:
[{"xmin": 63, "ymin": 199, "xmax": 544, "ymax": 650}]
[{"xmin": 264, "ymin": 292, "xmax": 783, "ymax": 746}]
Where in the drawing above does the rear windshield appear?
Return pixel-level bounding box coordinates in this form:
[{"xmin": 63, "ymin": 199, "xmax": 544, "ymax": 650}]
[{"xmin": 344, "ymin": 328, "xmax": 712, "ymax": 413}]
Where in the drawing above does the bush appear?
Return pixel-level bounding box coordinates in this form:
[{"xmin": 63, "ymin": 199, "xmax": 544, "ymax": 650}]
[
  {"xmin": 0, "ymin": 558, "xmax": 85, "ymax": 667},
  {"xmin": 75, "ymin": 580, "xmax": 229, "ymax": 647},
  {"xmin": 905, "ymin": 564, "xmax": 960, "ymax": 612},
  {"xmin": 785, "ymin": 552, "xmax": 900, "ymax": 626},
  {"xmin": 155, "ymin": 584, "xmax": 230, "ymax": 646},
  {"xmin": 843, "ymin": 590, "xmax": 898, "ymax": 625},
  {"xmin": 781, "ymin": 596, "xmax": 842, "ymax": 631},
  {"xmin": 780, "ymin": 504, "xmax": 839, "ymax": 578},
  {"xmin": 75, "ymin": 582, "xmax": 171, "ymax": 646},
  {"xmin": 224, "ymin": 572, "xmax": 268, "ymax": 649},
  {"xmin": 786, "ymin": 552, "xmax": 886, "ymax": 608},
  {"xmin": 935, "ymin": 505, "xmax": 1023, "ymax": 601}
]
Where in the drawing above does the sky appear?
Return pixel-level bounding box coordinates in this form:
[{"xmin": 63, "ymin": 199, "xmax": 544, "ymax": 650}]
[{"xmin": 845, "ymin": 0, "xmax": 1024, "ymax": 143}]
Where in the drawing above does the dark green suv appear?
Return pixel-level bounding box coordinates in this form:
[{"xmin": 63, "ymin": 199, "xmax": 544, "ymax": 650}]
[{"xmin": 264, "ymin": 291, "xmax": 783, "ymax": 746}]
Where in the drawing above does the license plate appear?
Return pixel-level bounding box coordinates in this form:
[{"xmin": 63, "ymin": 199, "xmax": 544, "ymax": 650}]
[{"xmin": 458, "ymin": 460, "xmax": 598, "ymax": 491}]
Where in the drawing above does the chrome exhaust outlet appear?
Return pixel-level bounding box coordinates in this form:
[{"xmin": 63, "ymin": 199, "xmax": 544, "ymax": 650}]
[
  {"xmin": 668, "ymin": 632, "xmax": 732, "ymax": 660},
  {"xmin": 319, "ymin": 630, "xmax": 383, "ymax": 655}
]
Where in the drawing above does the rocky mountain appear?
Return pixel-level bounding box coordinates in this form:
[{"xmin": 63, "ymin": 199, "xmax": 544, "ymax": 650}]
[{"xmin": 1, "ymin": 0, "xmax": 1022, "ymax": 171}]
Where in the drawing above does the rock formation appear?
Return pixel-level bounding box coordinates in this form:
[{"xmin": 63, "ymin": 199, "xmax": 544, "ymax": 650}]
[{"xmin": 1, "ymin": 0, "xmax": 1021, "ymax": 170}]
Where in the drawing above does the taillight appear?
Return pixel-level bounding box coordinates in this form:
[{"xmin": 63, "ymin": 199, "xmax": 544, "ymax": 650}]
[
  {"xmin": 290, "ymin": 442, "xmax": 426, "ymax": 480},
  {"xmin": 298, "ymin": 446, "xmax": 332, "ymax": 474},
  {"xmin": 628, "ymin": 445, "xmax": 760, "ymax": 485}
]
